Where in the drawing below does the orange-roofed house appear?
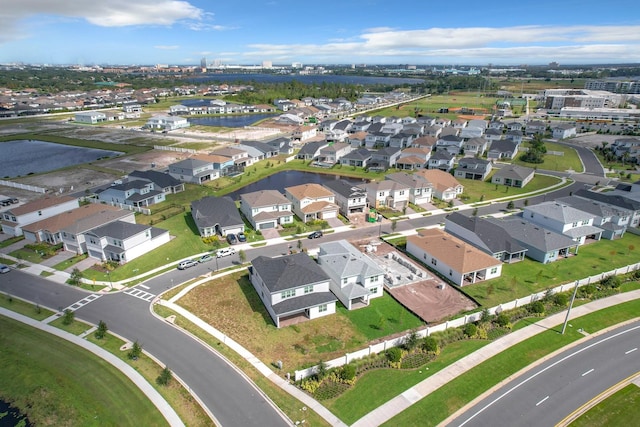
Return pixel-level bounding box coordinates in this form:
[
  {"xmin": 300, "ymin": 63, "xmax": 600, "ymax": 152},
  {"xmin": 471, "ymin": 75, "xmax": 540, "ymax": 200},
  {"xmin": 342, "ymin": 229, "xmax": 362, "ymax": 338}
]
[
  {"xmin": 285, "ymin": 183, "xmax": 339, "ymax": 223},
  {"xmin": 406, "ymin": 228, "xmax": 502, "ymax": 286},
  {"xmin": 415, "ymin": 169, "xmax": 464, "ymax": 201}
]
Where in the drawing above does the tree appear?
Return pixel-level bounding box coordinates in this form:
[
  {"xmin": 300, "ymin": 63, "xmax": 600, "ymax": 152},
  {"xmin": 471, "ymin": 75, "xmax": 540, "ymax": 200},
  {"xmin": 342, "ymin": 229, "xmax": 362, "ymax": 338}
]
[
  {"xmin": 463, "ymin": 322, "xmax": 477, "ymax": 338},
  {"xmin": 404, "ymin": 331, "xmax": 420, "ymax": 351},
  {"xmin": 496, "ymin": 313, "xmax": 511, "ymax": 327},
  {"xmin": 156, "ymin": 367, "xmax": 172, "ymax": 386},
  {"xmin": 316, "ymin": 360, "xmax": 328, "ymax": 380},
  {"xmin": 472, "ymin": 208, "xmax": 478, "ymax": 216},
  {"xmin": 68, "ymin": 268, "xmax": 83, "ymax": 286},
  {"xmin": 422, "ymin": 336, "xmax": 439, "ymax": 354},
  {"xmin": 62, "ymin": 308, "xmax": 75, "ymax": 325},
  {"xmin": 506, "ymin": 201, "xmax": 515, "ymax": 210},
  {"xmin": 238, "ymin": 249, "xmax": 246, "ymax": 264},
  {"xmin": 95, "ymin": 320, "xmax": 108, "ymax": 339},
  {"xmin": 391, "ymin": 219, "xmax": 398, "ymax": 233},
  {"xmin": 128, "ymin": 341, "xmax": 142, "ymax": 360}
]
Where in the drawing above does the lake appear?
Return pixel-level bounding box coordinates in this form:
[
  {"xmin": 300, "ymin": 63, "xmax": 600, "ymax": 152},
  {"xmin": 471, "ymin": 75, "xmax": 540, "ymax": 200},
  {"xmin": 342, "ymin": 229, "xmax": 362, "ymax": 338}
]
[
  {"xmin": 190, "ymin": 73, "xmax": 424, "ymax": 86},
  {"xmin": 225, "ymin": 170, "xmax": 366, "ymax": 200},
  {"xmin": 0, "ymin": 399, "xmax": 31, "ymax": 426},
  {"xmin": 0, "ymin": 140, "xmax": 121, "ymax": 178},
  {"xmin": 188, "ymin": 114, "xmax": 277, "ymax": 128}
]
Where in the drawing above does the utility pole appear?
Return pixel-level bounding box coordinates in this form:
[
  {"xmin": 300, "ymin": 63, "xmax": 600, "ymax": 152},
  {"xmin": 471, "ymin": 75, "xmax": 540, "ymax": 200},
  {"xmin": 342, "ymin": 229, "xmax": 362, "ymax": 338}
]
[{"xmin": 561, "ymin": 280, "xmax": 580, "ymax": 334}]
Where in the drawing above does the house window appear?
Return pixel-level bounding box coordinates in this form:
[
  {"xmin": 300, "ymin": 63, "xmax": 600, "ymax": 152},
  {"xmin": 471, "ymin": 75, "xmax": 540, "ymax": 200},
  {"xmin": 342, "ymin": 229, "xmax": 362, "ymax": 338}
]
[
  {"xmin": 281, "ymin": 289, "xmax": 295, "ymax": 299},
  {"xmin": 399, "ymin": 190, "xmax": 405, "ymax": 196},
  {"xmin": 431, "ymin": 258, "xmax": 437, "ymax": 266},
  {"xmin": 343, "ymin": 278, "xmax": 348, "ymax": 284},
  {"xmin": 370, "ymin": 287, "xmax": 378, "ymax": 295},
  {"xmin": 371, "ymin": 275, "xmax": 379, "ymax": 282},
  {"xmin": 581, "ymin": 220, "xmax": 589, "ymax": 225},
  {"xmin": 449, "ymin": 269, "xmax": 452, "ymax": 276},
  {"xmin": 303, "ymin": 285, "xmax": 313, "ymax": 294},
  {"xmin": 423, "ymin": 253, "xmax": 427, "ymax": 260},
  {"xmin": 572, "ymin": 222, "xmax": 578, "ymax": 227},
  {"xmin": 38, "ymin": 210, "xmax": 42, "ymax": 216},
  {"xmin": 490, "ymin": 267, "xmax": 498, "ymax": 274},
  {"xmin": 318, "ymin": 304, "xmax": 328, "ymax": 313}
]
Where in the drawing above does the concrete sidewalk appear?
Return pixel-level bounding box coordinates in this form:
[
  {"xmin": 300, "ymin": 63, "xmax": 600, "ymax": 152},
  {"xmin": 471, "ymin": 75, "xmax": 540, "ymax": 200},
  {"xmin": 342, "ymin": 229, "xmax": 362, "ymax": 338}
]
[
  {"xmin": 0, "ymin": 307, "xmax": 184, "ymax": 427},
  {"xmin": 351, "ymin": 289, "xmax": 640, "ymax": 427}
]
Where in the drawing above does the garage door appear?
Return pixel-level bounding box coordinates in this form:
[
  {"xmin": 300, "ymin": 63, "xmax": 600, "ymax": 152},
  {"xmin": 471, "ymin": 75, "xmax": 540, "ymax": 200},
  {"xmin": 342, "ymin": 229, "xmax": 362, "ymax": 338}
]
[
  {"xmin": 322, "ymin": 210, "xmax": 337, "ymax": 219},
  {"xmin": 259, "ymin": 222, "xmax": 276, "ymax": 230}
]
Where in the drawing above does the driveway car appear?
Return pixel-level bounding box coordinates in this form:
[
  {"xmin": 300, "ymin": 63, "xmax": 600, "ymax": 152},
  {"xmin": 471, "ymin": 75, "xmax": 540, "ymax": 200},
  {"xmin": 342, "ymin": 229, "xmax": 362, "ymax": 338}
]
[
  {"xmin": 198, "ymin": 254, "xmax": 213, "ymax": 263},
  {"xmin": 0, "ymin": 264, "xmax": 10, "ymax": 274},
  {"xmin": 177, "ymin": 260, "xmax": 198, "ymax": 270},
  {"xmin": 226, "ymin": 234, "xmax": 238, "ymax": 245},
  {"xmin": 237, "ymin": 232, "xmax": 247, "ymax": 243},
  {"xmin": 216, "ymin": 247, "xmax": 236, "ymax": 258},
  {"xmin": 308, "ymin": 230, "xmax": 323, "ymax": 239}
]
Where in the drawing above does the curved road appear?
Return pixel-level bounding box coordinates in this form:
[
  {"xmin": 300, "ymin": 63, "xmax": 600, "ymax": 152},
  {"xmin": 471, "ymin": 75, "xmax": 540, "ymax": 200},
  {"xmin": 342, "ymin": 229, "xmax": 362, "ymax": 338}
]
[{"xmin": 449, "ymin": 321, "xmax": 640, "ymax": 427}]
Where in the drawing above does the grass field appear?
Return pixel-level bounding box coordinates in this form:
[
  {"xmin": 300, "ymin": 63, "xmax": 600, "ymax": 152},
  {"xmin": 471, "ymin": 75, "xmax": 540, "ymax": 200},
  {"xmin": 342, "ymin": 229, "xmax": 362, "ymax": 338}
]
[
  {"xmin": 0, "ymin": 316, "xmax": 168, "ymax": 427},
  {"xmin": 572, "ymin": 384, "xmax": 640, "ymax": 427},
  {"xmin": 381, "ymin": 298, "xmax": 640, "ymax": 427},
  {"xmin": 0, "ymin": 293, "xmax": 54, "ymax": 320},
  {"xmin": 459, "ymin": 173, "xmax": 563, "ymax": 203},
  {"xmin": 513, "ymin": 141, "xmax": 584, "ymax": 173}
]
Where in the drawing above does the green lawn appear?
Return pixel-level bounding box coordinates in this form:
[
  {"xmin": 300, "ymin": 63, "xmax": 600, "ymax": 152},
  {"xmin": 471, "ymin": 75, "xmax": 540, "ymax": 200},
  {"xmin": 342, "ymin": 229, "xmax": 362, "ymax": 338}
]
[
  {"xmin": 382, "ymin": 298, "xmax": 640, "ymax": 427},
  {"xmin": 459, "ymin": 173, "xmax": 563, "ymax": 203},
  {"xmin": 465, "ymin": 233, "xmax": 640, "ymax": 308},
  {"xmin": 49, "ymin": 315, "xmax": 94, "ymax": 335},
  {"xmin": 0, "ymin": 316, "xmax": 168, "ymax": 427},
  {"xmin": 572, "ymin": 384, "xmax": 640, "ymax": 427},
  {"xmin": 0, "ymin": 293, "xmax": 54, "ymax": 320},
  {"xmin": 513, "ymin": 141, "xmax": 584, "ymax": 173}
]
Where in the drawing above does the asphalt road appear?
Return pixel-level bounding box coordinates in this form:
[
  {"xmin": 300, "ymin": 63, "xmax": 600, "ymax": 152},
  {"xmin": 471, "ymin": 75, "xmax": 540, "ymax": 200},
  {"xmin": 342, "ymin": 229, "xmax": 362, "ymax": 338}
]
[{"xmin": 449, "ymin": 321, "xmax": 640, "ymax": 427}]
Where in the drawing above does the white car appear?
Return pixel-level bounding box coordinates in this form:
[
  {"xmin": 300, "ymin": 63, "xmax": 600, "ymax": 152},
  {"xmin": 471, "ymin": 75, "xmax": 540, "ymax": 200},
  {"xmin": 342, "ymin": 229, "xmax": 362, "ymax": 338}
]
[
  {"xmin": 0, "ymin": 264, "xmax": 10, "ymax": 274},
  {"xmin": 216, "ymin": 247, "xmax": 236, "ymax": 258}
]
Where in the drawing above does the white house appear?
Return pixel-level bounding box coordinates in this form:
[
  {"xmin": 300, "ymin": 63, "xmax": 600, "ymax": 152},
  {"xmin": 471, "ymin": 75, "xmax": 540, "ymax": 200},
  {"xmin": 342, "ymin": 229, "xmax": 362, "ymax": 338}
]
[
  {"xmin": 359, "ymin": 180, "xmax": 410, "ymax": 210},
  {"xmin": 145, "ymin": 115, "xmax": 190, "ymax": 131},
  {"xmin": 75, "ymin": 111, "xmax": 106, "ymax": 124},
  {"xmin": 523, "ymin": 201, "xmax": 603, "ymax": 245},
  {"xmin": 1, "ymin": 196, "xmax": 79, "ymax": 237},
  {"xmin": 240, "ymin": 190, "xmax": 294, "ymax": 230},
  {"xmin": 84, "ymin": 221, "xmax": 170, "ymax": 264}
]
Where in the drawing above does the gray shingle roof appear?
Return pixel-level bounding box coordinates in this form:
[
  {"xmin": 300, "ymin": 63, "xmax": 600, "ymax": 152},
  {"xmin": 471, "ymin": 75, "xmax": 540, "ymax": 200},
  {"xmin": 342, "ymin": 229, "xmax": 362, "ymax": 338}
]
[
  {"xmin": 252, "ymin": 252, "xmax": 330, "ymax": 293},
  {"xmin": 191, "ymin": 196, "xmax": 243, "ymax": 230},
  {"xmin": 446, "ymin": 212, "xmax": 526, "ymax": 255},
  {"xmin": 129, "ymin": 170, "xmax": 181, "ymax": 189},
  {"xmin": 487, "ymin": 217, "xmax": 577, "ymax": 252},
  {"xmin": 323, "ymin": 179, "xmax": 367, "ymax": 198},
  {"xmin": 87, "ymin": 221, "xmax": 150, "ymax": 239},
  {"xmin": 317, "ymin": 240, "xmax": 384, "ymax": 281}
]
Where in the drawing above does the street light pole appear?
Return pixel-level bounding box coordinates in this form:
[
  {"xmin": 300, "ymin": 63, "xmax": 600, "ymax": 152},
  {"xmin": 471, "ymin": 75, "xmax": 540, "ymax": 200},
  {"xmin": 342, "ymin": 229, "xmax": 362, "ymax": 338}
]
[{"xmin": 561, "ymin": 280, "xmax": 580, "ymax": 334}]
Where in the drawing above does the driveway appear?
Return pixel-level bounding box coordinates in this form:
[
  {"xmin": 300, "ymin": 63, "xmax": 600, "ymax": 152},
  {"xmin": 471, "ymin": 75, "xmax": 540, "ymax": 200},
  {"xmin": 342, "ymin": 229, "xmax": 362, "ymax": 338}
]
[
  {"xmin": 326, "ymin": 216, "xmax": 344, "ymax": 228},
  {"xmin": 260, "ymin": 227, "xmax": 280, "ymax": 240}
]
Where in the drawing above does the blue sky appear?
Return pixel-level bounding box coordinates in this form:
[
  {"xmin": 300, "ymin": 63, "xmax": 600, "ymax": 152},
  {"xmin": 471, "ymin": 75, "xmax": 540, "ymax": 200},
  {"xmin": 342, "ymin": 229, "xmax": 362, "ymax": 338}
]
[{"xmin": 1, "ymin": 0, "xmax": 639, "ymax": 66}]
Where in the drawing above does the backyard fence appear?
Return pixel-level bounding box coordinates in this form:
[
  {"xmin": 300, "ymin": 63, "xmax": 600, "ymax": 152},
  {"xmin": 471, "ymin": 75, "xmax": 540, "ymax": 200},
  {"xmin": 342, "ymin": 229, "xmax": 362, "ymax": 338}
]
[
  {"xmin": 0, "ymin": 180, "xmax": 46, "ymax": 193},
  {"xmin": 153, "ymin": 145, "xmax": 195, "ymax": 154},
  {"xmin": 84, "ymin": 197, "xmax": 151, "ymax": 215},
  {"xmin": 293, "ymin": 261, "xmax": 640, "ymax": 381}
]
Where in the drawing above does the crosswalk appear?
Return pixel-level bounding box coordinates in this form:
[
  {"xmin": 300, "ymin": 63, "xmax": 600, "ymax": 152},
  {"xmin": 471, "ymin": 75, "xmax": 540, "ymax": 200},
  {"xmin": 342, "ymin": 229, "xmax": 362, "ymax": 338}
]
[
  {"xmin": 63, "ymin": 293, "xmax": 102, "ymax": 312},
  {"xmin": 123, "ymin": 287, "xmax": 156, "ymax": 302}
]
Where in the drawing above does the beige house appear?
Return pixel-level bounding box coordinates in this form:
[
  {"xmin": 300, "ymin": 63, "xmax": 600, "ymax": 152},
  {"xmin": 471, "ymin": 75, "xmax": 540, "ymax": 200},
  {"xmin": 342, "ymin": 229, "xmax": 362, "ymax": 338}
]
[
  {"xmin": 285, "ymin": 183, "xmax": 339, "ymax": 223},
  {"xmin": 415, "ymin": 169, "xmax": 464, "ymax": 201}
]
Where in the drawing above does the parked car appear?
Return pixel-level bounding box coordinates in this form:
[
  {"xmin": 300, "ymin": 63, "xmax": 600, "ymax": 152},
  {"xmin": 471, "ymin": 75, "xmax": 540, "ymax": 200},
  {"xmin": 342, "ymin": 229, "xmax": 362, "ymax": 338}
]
[
  {"xmin": 226, "ymin": 233, "xmax": 238, "ymax": 245},
  {"xmin": 0, "ymin": 264, "xmax": 10, "ymax": 274},
  {"xmin": 237, "ymin": 232, "xmax": 247, "ymax": 243},
  {"xmin": 198, "ymin": 254, "xmax": 213, "ymax": 263},
  {"xmin": 216, "ymin": 247, "xmax": 236, "ymax": 258},
  {"xmin": 177, "ymin": 259, "xmax": 198, "ymax": 270},
  {"xmin": 308, "ymin": 230, "xmax": 323, "ymax": 239}
]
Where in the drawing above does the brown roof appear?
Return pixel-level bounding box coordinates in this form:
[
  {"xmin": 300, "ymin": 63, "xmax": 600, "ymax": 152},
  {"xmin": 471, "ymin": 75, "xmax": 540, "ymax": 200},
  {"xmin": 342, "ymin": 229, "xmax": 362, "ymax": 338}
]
[
  {"xmin": 286, "ymin": 183, "xmax": 333, "ymax": 200},
  {"xmin": 301, "ymin": 200, "xmax": 339, "ymax": 214},
  {"xmin": 349, "ymin": 131, "xmax": 369, "ymax": 140},
  {"xmin": 415, "ymin": 169, "xmax": 463, "ymax": 192},
  {"xmin": 402, "ymin": 147, "xmax": 431, "ymax": 155},
  {"xmin": 413, "ymin": 136, "xmax": 437, "ymax": 147},
  {"xmin": 241, "ymin": 190, "xmax": 289, "ymax": 207},
  {"xmin": 194, "ymin": 153, "xmax": 231, "ymax": 163},
  {"xmin": 6, "ymin": 196, "xmax": 76, "ymax": 216},
  {"xmin": 407, "ymin": 228, "xmax": 500, "ymax": 273},
  {"xmin": 396, "ymin": 156, "xmax": 426, "ymax": 165},
  {"xmin": 22, "ymin": 203, "xmax": 120, "ymax": 234}
]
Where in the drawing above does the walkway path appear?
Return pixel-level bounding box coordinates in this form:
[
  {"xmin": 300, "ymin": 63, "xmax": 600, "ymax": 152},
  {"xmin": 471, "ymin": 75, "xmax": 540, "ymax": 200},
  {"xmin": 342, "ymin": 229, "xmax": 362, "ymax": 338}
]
[{"xmin": 0, "ymin": 307, "xmax": 184, "ymax": 427}]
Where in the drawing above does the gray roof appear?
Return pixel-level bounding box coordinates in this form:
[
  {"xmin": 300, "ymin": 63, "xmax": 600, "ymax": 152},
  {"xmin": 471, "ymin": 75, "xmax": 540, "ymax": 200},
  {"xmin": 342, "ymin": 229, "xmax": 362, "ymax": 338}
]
[
  {"xmin": 555, "ymin": 195, "xmax": 630, "ymax": 219},
  {"xmin": 62, "ymin": 209, "xmax": 133, "ymax": 235},
  {"xmin": 317, "ymin": 240, "xmax": 384, "ymax": 281},
  {"xmin": 446, "ymin": 212, "xmax": 526, "ymax": 256},
  {"xmin": 525, "ymin": 201, "xmax": 593, "ymax": 223},
  {"xmin": 126, "ymin": 189, "xmax": 163, "ymax": 202},
  {"xmin": 574, "ymin": 189, "xmax": 640, "ymax": 211},
  {"xmin": 488, "ymin": 139, "xmax": 518, "ymax": 154},
  {"xmin": 430, "ymin": 150, "xmax": 454, "ymax": 161},
  {"xmin": 240, "ymin": 190, "xmax": 289, "ymax": 208},
  {"xmin": 458, "ymin": 157, "xmax": 490, "ymax": 169},
  {"xmin": 493, "ymin": 165, "xmax": 534, "ymax": 180},
  {"xmin": 342, "ymin": 148, "xmax": 372, "ymax": 161},
  {"xmin": 191, "ymin": 196, "xmax": 243, "ymax": 230},
  {"xmin": 298, "ymin": 141, "xmax": 328, "ymax": 156},
  {"xmin": 487, "ymin": 217, "xmax": 577, "ymax": 252},
  {"xmin": 86, "ymin": 221, "xmax": 151, "ymax": 240},
  {"xmin": 385, "ymin": 172, "xmax": 433, "ymax": 189},
  {"xmin": 252, "ymin": 252, "xmax": 330, "ymax": 293},
  {"xmin": 323, "ymin": 179, "xmax": 367, "ymax": 199},
  {"xmin": 271, "ymin": 291, "xmax": 337, "ymax": 316},
  {"xmin": 129, "ymin": 170, "xmax": 181, "ymax": 189},
  {"xmin": 170, "ymin": 158, "xmax": 211, "ymax": 170}
]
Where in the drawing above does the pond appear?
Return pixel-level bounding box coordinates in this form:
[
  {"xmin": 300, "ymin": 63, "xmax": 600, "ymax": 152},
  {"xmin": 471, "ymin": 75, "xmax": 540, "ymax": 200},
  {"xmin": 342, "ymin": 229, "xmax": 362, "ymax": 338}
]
[
  {"xmin": 225, "ymin": 170, "xmax": 366, "ymax": 200},
  {"xmin": 188, "ymin": 114, "xmax": 277, "ymax": 128},
  {"xmin": 0, "ymin": 399, "xmax": 32, "ymax": 426},
  {"xmin": 0, "ymin": 140, "xmax": 121, "ymax": 179}
]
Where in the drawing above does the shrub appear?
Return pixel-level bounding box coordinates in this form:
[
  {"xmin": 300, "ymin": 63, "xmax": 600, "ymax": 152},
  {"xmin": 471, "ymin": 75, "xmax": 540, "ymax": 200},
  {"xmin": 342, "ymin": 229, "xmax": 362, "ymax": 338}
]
[
  {"xmin": 600, "ymin": 275, "xmax": 621, "ymax": 289},
  {"xmin": 156, "ymin": 367, "xmax": 172, "ymax": 386},
  {"xmin": 128, "ymin": 341, "xmax": 142, "ymax": 360},
  {"xmin": 404, "ymin": 331, "xmax": 420, "ymax": 351},
  {"xmin": 421, "ymin": 336, "xmax": 440, "ymax": 354},
  {"xmin": 553, "ymin": 293, "xmax": 569, "ymax": 307},
  {"xmin": 62, "ymin": 308, "xmax": 75, "ymax": 325},
  {"xmin": 463, "ymin": 323, "xmax": 477, "ymax": 338},
  {"xmin": 386, "ymin": 347, "xmax": 403, "ymax": 363},
  {"xmin": 495, "ymin": 313, "xmax": 511, "ymax": 328},
  {"xmin": 340, "ymin": 364, "xmax": 356, "ymax": 381},
  {"xmin": 529, "ymin": 301, "xmax": 545, "ymax": 314},
  {"xmin": 94, "ymin": 320, "xmax": 108, "ymax": 339}
]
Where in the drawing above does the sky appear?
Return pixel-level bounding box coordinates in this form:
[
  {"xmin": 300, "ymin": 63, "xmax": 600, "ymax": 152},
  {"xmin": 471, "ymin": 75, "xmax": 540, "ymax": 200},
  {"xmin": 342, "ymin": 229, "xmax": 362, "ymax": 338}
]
[{"xmin": 1, "ymin": 0, "xmax": 639, "ymax": 66}]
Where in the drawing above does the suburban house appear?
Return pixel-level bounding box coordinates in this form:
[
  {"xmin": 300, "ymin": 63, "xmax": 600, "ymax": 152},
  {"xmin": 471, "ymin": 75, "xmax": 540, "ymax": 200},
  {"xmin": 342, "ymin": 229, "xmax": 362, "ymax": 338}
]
[
  {"xmin": 191, "ymin": 196, "xmax": 245, "ymax": 237},
  {"xmin": 487, "ymin": 217, "xmax": 579, "ymax": 263},
  {"xmin": 75, "ymin": 111, "xmax": 106, "ymax": 124},
  {"xmin": 316, "ymin": 240, "xmax": 385, "ymax": 310},
  {"xmin": 574, "ymin": 188, "xmax": 640, "ymax": 228},
  {"xmin": 168, "ymin": 157, "xmax": 219, "ymax": 184},
  {"xmin": 444, "ymin": 212, "xmax": 527, "ymax": 263},
  {"xmin": 145, "ymin": 115, "xmax": 190, "ymax": 131},
  {"xmin": 505, "ymin": 130, "xmax": 524, "ymax": 144},
  {"xmin": 406, "ymin": 228, "xmax": 503, "ymax": 286},
  {"xmin": 385, "ymin": 172, "xmax": 434, "ymax": 205},
  {"xmin": 416, "ymin": 169, "xmax": 464, "ymax": 201},
  {"xmin": 396, "ymin": 147, "xmax": 431, "ymax": 170},
  {"xmin": 237, "ymin": 141, "xmax": 279, "ymax": 159},
  {"xmin": 84, "ymin": 221, "xmax": 170, "ymax": 264},
  {"xmin": 285, "ymin": 183, "xmax": 339, "ymax": 223},
  {"xmin": 61, "ymin": 208, "xmax": 135, "ymax": 255},
  {"xmin": 1, "ymin": 196, "xmax": 79, "ymax": 237},
  {"xmin": 552, "ymin": 124, "xmax": 577, "ymax": 139},
  {"xmin": 556, "ymin": 195, "xmax": 629, "ymax": 240},
  {"xmin": 413, "ymin": 136, "xmax": 437, "ymax": 148},
  {"xmin": 463, "ymin": 137, "xmax": 488, "ymax": 156},
  {"xmin": 323, "ymin": 179, "xmax": 368, "ymax": 217},
  {"xmin": 292, "ymin": 125, "xmax": 318, "ymax": 141},
  {"xmin": 339, "ymin": 148, "xmax": 373, "ymax": 168},
  {"xmin": 97, "ymin": 180, "xmax": 165, "ymax": 208},
  {"xmin": 296, "ymin": 141, "xmax": 329, "ymax": 160},
  {"xmin": 128, "ymin": 170, "xmax": 185, "ymax": 194},
  {"xmin": 317, "ymin": 142, "xmax": 352, "ymax": 166},
  {"xmin": 436, "ymin": 135, "xmax": 464, "ymax": 155},
  {"xmin": 370, "ymin": 146, "xmax": 402, "ymax": 170},
  {"xmin": 525, "ymin": 120, "xmax": 547, "ymax": 136},
  {"xmin": 250, "ymin": 252, "xmax": 338, "ymax": 328},
  {"xmin": 454, "ymin": 158, "xmax": 492, "ymax": 181},
  {"xmin": 484, "ymin": 128, "xmax": 503, "ymax": 142},
  {"xmin": 486, "ymin": 139, "xmax": 520, "ymax": 161},
  {"xmin": 523, "ymin": 201, "xmax": 603, "ymax": 245},
  {"xmin": 491, "ymin": 165, "xmax": 535, "ymax": 188},
  {"xmin": 427, "ymin": 151, "xmax": 455, "ymax": 171},
  {"xmin": 22, "ymin": 203, "xmax": 122, "ymax": 244},
  {"xmin": 240, "ymin": 190, "xmax": 294, "ymax": 231},
  {"xmin": 459, "ymin": 126, "xmax": 484, "ymax": 139},
  {"xmin": 359, "ymin": 180, "xmax": 410, "ymax": 210}
]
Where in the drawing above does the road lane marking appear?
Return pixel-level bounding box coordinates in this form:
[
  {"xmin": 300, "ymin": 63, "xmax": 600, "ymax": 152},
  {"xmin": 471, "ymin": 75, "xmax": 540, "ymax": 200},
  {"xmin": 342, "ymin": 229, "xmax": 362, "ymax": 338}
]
[
  {"xmin": 536, "ymin": 396, "xmax": 549, "ymax": 406},
  {"xmin": 582, "ymin": 369, "xmax": 595, "ymax": 377},
  {"xmin": 138, "ymin": 284, "xmax": 150, "ymax": 289},
  {"xmin": 625, "ymin": 348, "xmax": 637, "ymax": 355}
]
